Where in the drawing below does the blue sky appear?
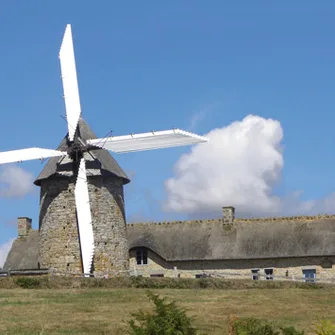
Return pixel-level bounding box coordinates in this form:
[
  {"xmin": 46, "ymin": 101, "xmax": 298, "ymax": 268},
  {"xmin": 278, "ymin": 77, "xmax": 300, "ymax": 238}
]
[{"xmin": 1, "ymin": 1, "xmax": 335, "ymax": 259}]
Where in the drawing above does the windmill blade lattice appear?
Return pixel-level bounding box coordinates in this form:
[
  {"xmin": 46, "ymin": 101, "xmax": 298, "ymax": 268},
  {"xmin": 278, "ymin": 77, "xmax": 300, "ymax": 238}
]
[
  {"xmin": 87, "ymin": 129, "xmax": 208, "ymax": 153},
  {"xmin": 0, "ymin": 147, "xmax": 67, "ymax": 166},
  {"xmin": 59, "ymin": 24, "xmax": 82, "ymax": 142}
]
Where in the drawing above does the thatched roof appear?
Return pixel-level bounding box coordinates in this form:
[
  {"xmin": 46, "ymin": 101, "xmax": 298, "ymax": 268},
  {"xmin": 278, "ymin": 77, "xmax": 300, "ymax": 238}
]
[
  {"xmin": 3, "ymin": 231, "xmax": 39, "ymax": 270},
  {"xmin": 34, "ymin": 118, "xmax": 129, "ymax": 186},
  {"xmin": 127, "ymin": 218, "xmax": 335, "ymax": 261}
]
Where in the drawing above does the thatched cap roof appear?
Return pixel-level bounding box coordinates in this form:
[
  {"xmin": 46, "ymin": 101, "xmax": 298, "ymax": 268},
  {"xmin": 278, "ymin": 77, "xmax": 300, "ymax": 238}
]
[
  {"xmin": 34, "ymin": 118, "xmax": 130, "ymax": 186},
  {"xmin": 127, "ymin": 218, "xmax": 335, "ymax": 261}
]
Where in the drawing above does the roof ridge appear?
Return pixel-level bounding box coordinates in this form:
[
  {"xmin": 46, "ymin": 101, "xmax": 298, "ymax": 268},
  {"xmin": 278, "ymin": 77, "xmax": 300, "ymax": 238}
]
[{"xmin": 128, "ymin": 214, "xmax": 335, "ymax": 227}]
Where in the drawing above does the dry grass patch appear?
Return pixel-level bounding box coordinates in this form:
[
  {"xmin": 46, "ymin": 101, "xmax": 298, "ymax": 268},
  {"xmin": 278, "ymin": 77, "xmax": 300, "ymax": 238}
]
[{"xmin": 0, "ymin": 288, "xmax": 334, "ymax": 334}]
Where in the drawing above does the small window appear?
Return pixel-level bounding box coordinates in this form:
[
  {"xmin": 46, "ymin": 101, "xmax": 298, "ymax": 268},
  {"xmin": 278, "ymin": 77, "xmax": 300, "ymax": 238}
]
[
  {"xmin": 150, "ymin": 274, "xmax": 164, "ymax": 278},
  {"xmin": 195, "ymin": 273, "xmax": 209, "ymax": 279},
  {"xmin": 302, "ymin": 269, "xmax": 316, "ymax": 283},
  {"xmin": 136, "ymin": 248, "xmax": 148, "ymax": 265},
  {"xmin": 251, "ymin": 269, "xmax": 260, "ymax": 280},
  {"xmin": 264, "ymin": 268, "xmax": 274, "ymax": 280}
]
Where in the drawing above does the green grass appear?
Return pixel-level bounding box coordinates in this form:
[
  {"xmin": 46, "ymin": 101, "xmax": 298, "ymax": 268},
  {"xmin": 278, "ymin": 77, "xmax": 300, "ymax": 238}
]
[{"xmin": 0, "ymin": 287, "xmax": 334, "ymax": 334}]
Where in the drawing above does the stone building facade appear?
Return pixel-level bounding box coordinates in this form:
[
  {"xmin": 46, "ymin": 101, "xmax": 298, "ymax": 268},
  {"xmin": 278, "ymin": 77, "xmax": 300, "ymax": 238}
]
[
  {"xmin": 127, "ymin": 207, "xmax": 335, "ymax": 283},
  {"xmin": 128, "ymin": 248, "xmax": 335, "ymax": 282}
]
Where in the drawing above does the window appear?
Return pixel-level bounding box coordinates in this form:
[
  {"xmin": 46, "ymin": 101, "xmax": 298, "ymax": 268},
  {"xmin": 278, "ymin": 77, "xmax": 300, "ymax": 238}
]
[
  {"xmin": 136, "ymin": 248, "xmax": 148, "ymax": 265},
  {"xmin": 302, "ymin": 269, "xmax": 316, "ymax": 283},
  {"xmin": 251, "ymin": 269, "xmax": 260, "ymax": 280},
  {"xmin": 264, "ymin": 268, "xmax": 274, "ymax": 280},
  {"xmin": 150, "ymin": 274, "xmax": 164, "ymax": 277},
  {"xmin": 195, "ymin": 274, "xmax": 206, "ymax": 279}
]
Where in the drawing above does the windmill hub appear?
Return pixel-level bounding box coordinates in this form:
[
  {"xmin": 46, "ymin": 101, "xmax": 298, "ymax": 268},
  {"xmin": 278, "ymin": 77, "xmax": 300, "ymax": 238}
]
[
  {"xmin": 67, "ymin": 141, "xmax": 84, "ymax": 160},
  {"xmin": 66, "ymin": 136, "xmax": 99, "ymax": 162}
]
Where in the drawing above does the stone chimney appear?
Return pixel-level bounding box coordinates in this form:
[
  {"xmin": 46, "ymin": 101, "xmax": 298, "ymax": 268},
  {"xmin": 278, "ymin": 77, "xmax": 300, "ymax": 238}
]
[
  {"xmin": 18, "ymin": 217, "xmax": 32, "ymax": 238},
  {"xmin": 222, "ymin": 206, "xmax": 235, "ymax": 224}
]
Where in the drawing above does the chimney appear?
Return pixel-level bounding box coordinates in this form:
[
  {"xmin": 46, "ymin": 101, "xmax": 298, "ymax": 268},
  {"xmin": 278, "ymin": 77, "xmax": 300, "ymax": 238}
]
[
  {"xmin": 18, "ymin": 217, "xmax": 32, "ymax": 238},
  {"xmin": 222, "ymin": 206, "xmax": 235, "ymax": 224}
]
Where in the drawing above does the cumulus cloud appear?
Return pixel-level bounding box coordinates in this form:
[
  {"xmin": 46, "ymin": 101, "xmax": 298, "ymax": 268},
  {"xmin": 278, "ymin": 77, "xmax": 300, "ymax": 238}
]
[
  {"xmin": 0, "ymin": 239, "xmax": 14, "ymax": 268},
  {"xmin": 164, "ymin": 115, "xmax": 335, "ymax": 217},
  {"xmin": 0, "ymin": 165, "xmax": 35, "ymax": 198}
]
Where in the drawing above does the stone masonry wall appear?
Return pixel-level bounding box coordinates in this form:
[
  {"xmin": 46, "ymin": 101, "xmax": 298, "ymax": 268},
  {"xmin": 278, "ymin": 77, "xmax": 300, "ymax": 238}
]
[
  {"xmin": 38, "ymin": 176, "xmax": 129, "ymax": 276},
  {"xmin": 129, "ymin": 249, "xmax": 335, "ymax": 282},
  {"xmin": 88, "ymin": 177, "xmax": 129, "ymax": 277},
  {"xmin": 38, "ymin": 178, "xmax": 82, "ymax": 273}
]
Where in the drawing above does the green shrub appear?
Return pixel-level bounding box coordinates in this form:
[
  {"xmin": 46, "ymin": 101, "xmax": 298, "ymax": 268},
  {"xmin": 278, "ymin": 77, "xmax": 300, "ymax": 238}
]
[
  {"xmin": 0, "ymin": 275, "xmax": 332, "ymax": 290},
  {"xmin": 126, "ymin": 291, "xmax": 199, "ymax": 335},
  {"xmin": 280, "ymin": 326, "xmax": 304, "ymax": 335},
  {"xmin": 233, "ymin": 318, "xmax": 280, "ymax": 335},
  {"xmin": 313, "ymin": 320, "xmax": 335, "ymax": 335},
  {"xmin": 231, "ymin": 318, "xmax": 304, "ymax": 335},
  {"xmin": 15, "ymin": 277, "xmax": 41, "ymax": 289}
]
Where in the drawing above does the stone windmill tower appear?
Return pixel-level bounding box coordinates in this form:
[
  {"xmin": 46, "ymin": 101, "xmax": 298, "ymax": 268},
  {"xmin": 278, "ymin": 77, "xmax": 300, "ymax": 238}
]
[
  {"xmin": 0, "ymin": 24, "xmax": 208, "ymax": 277},
  {"xmin": 34, "ymin": 119, "xmax": 131, "ymax": 276}
]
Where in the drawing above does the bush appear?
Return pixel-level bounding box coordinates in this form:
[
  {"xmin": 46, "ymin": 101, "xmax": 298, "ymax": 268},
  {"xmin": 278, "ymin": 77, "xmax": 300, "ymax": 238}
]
[
  {"xmin": 313, "ymin": 320, "xmax": 335, "ymax": 335},
  {"xmin": 15, "ymin": 277, "xmax": 41, "ymax": 289},
  {"xmin": 230, "ymin": 317, "xmax": 304, "ymax": 335},
  {"xmin": 126, "ymin": 291, "xmax": 199, "ymax": 335},
  {"xmin": 280, "ymin": 327, "xmax": 305, "ymax": 335},
  {"xmin": 0, "ymin": 275, "xmax": 332, "ymax": 290},
  {"xmin": 232, "ymin": 318, "xmax": 280, "ymax": 335}
]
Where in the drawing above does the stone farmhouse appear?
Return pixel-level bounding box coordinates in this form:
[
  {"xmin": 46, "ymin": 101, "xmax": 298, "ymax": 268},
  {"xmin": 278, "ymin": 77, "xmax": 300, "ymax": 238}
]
[{"xmin": 4, "ymin": 206, "xmax": 335, "ymax": 283}]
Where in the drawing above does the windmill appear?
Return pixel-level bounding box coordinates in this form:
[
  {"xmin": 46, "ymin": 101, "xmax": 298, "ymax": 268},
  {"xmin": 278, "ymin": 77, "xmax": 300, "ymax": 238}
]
[{"xmin": 0, "ymin": 24, "xmax": 208, "ymax": 276}]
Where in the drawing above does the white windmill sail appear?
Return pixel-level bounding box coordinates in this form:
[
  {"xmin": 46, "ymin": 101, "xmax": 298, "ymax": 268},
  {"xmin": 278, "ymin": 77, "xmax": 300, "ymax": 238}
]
[
  {"xmin": 59, "ymin": 24, "xmax": 82, "ymax": 142},
  {"xmin": 87, "ymin": 128, "xmax": 208, "ymax": 153},
  {"xmin": 0, "ymin": 148, "xmax": 66, "ymax": 165},
  {"xmin": 74, "ymin": 158, "xmax": 95, "ymax": 276}
]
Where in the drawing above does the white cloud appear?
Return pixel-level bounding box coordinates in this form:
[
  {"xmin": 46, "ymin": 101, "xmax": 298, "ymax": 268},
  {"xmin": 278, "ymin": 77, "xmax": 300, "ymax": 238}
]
[
  {"xmin": 164, "ymin": 114, "xmax": 335, "ymax": 217},
  {"xmin": 282, "ymin": 191, "xmax": 335, "ymax": 216},
  {"xmin": 0, "ymin": 165, "xmax": 35, "ymax": 198},
  {"xmin": 0, "ymin": 238, "xmax": 14, "ymax": 268}
]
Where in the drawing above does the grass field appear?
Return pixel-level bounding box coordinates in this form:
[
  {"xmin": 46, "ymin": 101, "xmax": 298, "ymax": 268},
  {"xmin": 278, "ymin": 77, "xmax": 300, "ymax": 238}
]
[{"xmin": 0, "ymin": 287, "xmax": 335, "ymax": 335}]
